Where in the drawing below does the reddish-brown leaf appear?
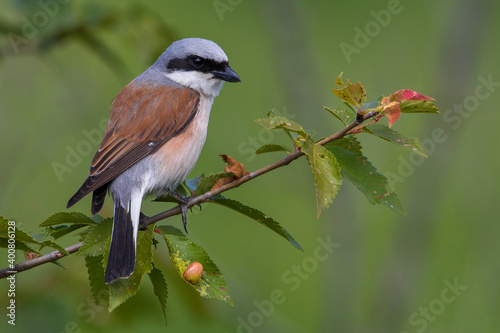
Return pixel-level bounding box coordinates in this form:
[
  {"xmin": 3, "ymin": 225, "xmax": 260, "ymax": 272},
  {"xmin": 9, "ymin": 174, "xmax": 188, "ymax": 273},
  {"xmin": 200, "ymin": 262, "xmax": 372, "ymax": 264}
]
[
  {"xmin": 383, "ymin": 101, "xmax": 401, "ymax": 127},
  {"xmin": 211, "ymin": 155, "xmax": 249, "ymax": 190}
]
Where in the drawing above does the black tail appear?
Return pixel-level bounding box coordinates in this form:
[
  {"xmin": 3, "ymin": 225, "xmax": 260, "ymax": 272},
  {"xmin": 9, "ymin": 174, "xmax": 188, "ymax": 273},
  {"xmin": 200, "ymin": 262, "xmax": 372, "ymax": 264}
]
[{"xmin": 105, "ymin": 201, "xmax": 136, "ymax": 284}]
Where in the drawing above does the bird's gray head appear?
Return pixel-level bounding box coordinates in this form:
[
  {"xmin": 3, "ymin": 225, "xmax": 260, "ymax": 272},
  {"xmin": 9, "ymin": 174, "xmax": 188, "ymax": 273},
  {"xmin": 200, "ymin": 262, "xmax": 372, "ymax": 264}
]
[{"xmin": 153, "ymin": 38, "xmax": 240, "ymax": 96}]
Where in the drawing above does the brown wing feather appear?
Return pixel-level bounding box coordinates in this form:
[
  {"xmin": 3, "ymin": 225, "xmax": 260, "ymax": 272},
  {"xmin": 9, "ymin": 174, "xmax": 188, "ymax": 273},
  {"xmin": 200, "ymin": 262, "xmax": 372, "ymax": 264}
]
[{"xmin": 67, "ymin": 82, "xmax": 200, "ymax": 209}]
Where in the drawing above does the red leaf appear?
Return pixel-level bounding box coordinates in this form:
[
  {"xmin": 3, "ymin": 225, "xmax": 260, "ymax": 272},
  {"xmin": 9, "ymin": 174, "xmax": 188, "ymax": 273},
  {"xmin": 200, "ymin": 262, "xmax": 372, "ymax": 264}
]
[
  {"xmin": 395, "ymin": 89, "xmax": 434, "ymax": 101},
  {"xmin": 383, "ymin": 102, "xmax": 401, "ymax": 127}
]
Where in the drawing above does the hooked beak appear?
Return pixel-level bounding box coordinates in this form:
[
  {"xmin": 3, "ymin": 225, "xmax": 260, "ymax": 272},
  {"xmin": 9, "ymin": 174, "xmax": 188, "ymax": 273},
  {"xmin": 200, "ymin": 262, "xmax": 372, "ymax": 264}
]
[{"xmin": 212, "ymin": 65, "xmax": 241, "ymax": 83}]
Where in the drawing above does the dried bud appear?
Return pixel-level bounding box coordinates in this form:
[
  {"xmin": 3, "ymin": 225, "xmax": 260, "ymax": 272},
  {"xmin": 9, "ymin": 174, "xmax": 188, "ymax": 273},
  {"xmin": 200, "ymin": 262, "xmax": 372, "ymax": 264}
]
[
  {"xmin": 182, "ymin": 262, "xmax": 203, "ymax": 285},
  {"xmin": 24, "ymin": 251, "xmax": 38, "ymax": 260}
]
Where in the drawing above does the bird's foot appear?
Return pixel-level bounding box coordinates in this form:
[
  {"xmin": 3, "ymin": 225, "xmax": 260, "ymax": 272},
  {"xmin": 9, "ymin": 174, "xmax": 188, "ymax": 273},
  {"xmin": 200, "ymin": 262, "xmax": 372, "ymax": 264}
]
[
  {"xmin": 188, "ymin": 189, "xmax": 203, "ymax": 212},
  {"xmin": 139, "ymin": 212, "xmax": 149, "ymax": 230},
  {"xmin": 167, "ymin": 189, "xmax": 194, "ymax": 234}
]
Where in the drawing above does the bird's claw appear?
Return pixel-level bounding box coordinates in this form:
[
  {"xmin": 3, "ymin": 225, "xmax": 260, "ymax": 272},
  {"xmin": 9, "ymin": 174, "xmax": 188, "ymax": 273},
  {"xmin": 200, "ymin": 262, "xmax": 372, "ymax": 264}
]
[
  {"xmin": 167, "ymin": 189, "xmax": 192, "ymax": 234},
  {"xmin": 139, "ymin": 212, "xmax": 149, "ymax": 230},
  {"xmin": 180, "ymin": 203, "xmax": 189, "ymax": 234}
]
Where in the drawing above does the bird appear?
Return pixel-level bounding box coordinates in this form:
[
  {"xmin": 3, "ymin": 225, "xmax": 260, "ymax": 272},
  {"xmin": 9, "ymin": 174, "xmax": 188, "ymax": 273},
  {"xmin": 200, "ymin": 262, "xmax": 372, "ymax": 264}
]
[{"xmin": 66, "ymin": 38, "xmax": 241, "ymax": 284}]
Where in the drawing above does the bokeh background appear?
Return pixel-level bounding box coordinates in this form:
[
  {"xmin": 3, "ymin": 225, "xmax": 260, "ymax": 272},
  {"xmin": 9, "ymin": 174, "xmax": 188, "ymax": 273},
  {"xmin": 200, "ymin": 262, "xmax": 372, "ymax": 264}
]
[{"xmin": 1, "ymin": 0, "xmax": 499, "ymax": 332}]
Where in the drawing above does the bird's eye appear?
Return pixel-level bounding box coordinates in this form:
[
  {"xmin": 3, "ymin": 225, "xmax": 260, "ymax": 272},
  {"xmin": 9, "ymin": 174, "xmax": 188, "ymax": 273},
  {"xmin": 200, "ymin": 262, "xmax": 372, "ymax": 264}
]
[{"xmin": 190, "ymin": 57, "xmax": 205, "ymax": 69}]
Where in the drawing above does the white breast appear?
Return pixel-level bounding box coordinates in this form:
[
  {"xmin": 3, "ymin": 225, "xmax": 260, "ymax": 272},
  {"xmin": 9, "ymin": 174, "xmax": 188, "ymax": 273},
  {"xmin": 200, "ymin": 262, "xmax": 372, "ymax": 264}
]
[{"xmin": 143, "ymin": 94, "xmax": 215, "ymax": 196}]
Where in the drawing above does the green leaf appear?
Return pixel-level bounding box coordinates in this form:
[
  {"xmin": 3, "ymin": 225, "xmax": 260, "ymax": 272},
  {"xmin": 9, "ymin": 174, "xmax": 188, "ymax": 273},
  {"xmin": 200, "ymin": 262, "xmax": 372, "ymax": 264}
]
[
  {"xmin": 154, "ymin": 173, "xmax": 233, "ymax": 202},
  {"xmin": 399, "ymin": 99, "xmax": 439, "ymax": 114},
  {"xmin": 360, "ymin": 99, "xmax": 381, "ymax": 112},
  {"xmin": 85, "ymin": 254, "xmax": 109, "ymax": 306},
  {"xmin": 0, "ymin": 238, "xmax": 38, "ymax": 253},
  {"xmin": 0, "ymin": 217, "xmax": 38, "ymax": 253},
  {"xmin": 380, "ymin": 193, "xmax": 407, "ymax": 216},
  {"xmin": 50, "ymin": 260, "xmax": 65, "ymax": 269},
  {"xmin": 45, "ymin": 224, "xmax": 89, "ymax": 240},
  {"xmin": 174, "ymin": 182, "xmax": 188, "ymax": 197},
  {"xmin": 209, "ymin": 195, "xmax": 303, "ymax": 251},
  {"xmin": 0, "ymin": 220, "xmax": 69, "ymax": 255},
  {"xmin": 0, "ymin": 216, "xmax": 9, "ymax": 226},
  {"xmin": 77, "ymin": 218, "xmax": 113, "ymax": 257},
  {"xmin": 302, "ymin": 137, "xmax": 343, "ymax": 218},
  {"xmin": 0, "ymin": 216, "xmax": 39, "ymax": 253},
  {"xmin": 328, "ymin": 136, "xmax": 363, "ymax": 153},
  {"xmin": 28, "ymin": 229, "xmax": 70, "ymax": 256},
  {"xmin": 363, "ymin": 123, "xmax": 427, "ymax": 157},
  {"xmin": 255, "ymin": 115, "xmax": 307, "ymax": 137},
  {"xmin": 343, "ymin": 101, "xmax": 357, "ymax": 114},
  {"xmin": 91, "ymin": 215, "xmax": 105, "ymax": 224},
  {"xmin": 157, "ymin": 225, "xmax": 233, "ymax": 306},
  {"xmin": 193, "ymin": 173, "xmax": 234, "ymax": 197},
  {"xmin": 107, "ymin": 224, "xmax": 154, "ymax": 312},
  {"xmin": 148, "ymin": 265, "xmax": 168, "ymax": 322},
  {"xmin": 326, "ymin": 136, "xmax": 407, "ymax": 216},
  {"xmin": 254, "ymin": 144, "xmax": 290, "ymax": 155},
  {"xmin": 40, "ymin": 212, "xmax": 97, "ymax": 227},
  {"xmin": 0, "ymin": 220, "xmax": 37, "ymax": 244},
  {"xmin": 323, "ymin": 107, "xmax": 356, "ymax": 126}
]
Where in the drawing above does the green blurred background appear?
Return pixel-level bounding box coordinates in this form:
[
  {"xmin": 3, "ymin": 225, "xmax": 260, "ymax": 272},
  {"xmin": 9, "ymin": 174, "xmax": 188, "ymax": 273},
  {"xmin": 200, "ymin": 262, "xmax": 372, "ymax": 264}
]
[{"xmin": 1, "ymin": 0, "xmax": 499, "ymax": 332}]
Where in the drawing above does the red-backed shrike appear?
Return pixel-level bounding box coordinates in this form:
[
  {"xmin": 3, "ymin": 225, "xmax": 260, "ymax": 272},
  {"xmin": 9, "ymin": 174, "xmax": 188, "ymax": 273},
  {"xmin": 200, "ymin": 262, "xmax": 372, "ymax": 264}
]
[{"xmin": 66, "ymin": 38, "xmax": 240, "ymax": 284}]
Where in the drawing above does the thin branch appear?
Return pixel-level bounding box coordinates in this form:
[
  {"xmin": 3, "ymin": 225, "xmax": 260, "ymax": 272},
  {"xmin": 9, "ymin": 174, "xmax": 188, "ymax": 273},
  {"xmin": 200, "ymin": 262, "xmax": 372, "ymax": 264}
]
[
  {"xmin": 0, "ymin": 111, "xmax": 378, "ymax": 279},
  {"xmin": 144, "ymin": 112, "xmax": 375, "ymax": 226},
  {"xmin": 0, "ymin": 242, "xmax": 83, "ymax": 278}
]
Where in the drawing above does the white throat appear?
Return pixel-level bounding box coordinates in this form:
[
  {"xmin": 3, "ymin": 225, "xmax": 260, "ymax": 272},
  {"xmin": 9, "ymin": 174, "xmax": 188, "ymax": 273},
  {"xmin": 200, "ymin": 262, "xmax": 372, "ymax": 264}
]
[{"xmin": 165, "ymin": 71, "xmax": 225, "ymax": 97}]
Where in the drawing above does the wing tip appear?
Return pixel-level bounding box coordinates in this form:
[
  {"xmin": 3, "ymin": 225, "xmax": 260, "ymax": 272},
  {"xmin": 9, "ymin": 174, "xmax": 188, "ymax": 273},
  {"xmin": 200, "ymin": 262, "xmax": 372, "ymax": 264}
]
[
  {"xmin": 66, "ymin": 194, "xmax": 80, "ymax": 209},
  {"xmin": 66, "ymin": 178, "xmax": 93, "ymax": 209}
]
